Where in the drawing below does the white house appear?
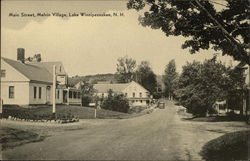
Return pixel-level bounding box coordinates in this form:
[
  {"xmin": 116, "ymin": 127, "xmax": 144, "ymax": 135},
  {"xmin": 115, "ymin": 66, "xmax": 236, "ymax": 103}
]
[
  {"xmin": 93, "ymin": 81, "xmax": 151, "ymax": 106},
  {"xmin": 0, "ymin": 48, "xmax": 81, "ymax": 105}
]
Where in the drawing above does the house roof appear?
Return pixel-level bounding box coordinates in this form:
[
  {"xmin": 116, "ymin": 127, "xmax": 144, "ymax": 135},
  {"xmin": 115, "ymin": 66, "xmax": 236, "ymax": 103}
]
[
  {"xmin": 93, "ymin": 83, "xmax": 130, "ymax": 93},
  {"xmin": 93, "ymin": 81, "xmax": 149, "ymax": 93},
  {"xmin": 29, "ymin": 61, "xmax": 66, "ymax": 75},
  {"xmin": 2, "ymin": 57, "xmax": 63, "ymax": 83}
]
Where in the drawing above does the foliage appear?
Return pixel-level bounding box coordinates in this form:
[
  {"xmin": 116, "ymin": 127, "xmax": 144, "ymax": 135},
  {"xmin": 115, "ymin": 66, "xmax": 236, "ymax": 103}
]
[
  {"xmin": 127, "ymin": 0, "xmax": 250, "ymax": 64},
  {"xmin": 81, "ymin": 96, "xmax": 92, "ymax": 106},
  {"xmin": 2, "ymin": 106, "xmax": 75, "ymax": 120},
  {"xmin": 200, "ymin": 130, "xmax": 249, "ymax": 161},
  {"xmin": 175, "ymin": 56, "xmax": 235, "ymax": 116},
  {"xmin": 101, "ymin": 90, "xmax": 130, "ymax": 113},
  {"xmin": 136, "ymin": 61, "xmax": 157, "ymax": 94},
  {"xmin": 26, "ymin": 54, "xmax": 42, "ymax": 62},
  {"xmin": 163, "ymin": 59, "xmax": 178, "ymax": 99},
  {"xmin": 78, "ymin": 82, "xmax": 98, "ymax": 106},
  {"xmin": 116, "ymin": 55, "xmax": 137, "ymax": 83}
]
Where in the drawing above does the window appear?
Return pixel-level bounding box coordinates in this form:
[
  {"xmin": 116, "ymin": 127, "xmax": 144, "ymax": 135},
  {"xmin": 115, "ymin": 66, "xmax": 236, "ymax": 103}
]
[
  {"xmin": 1, "ymin": 70, "xmax": 6, "ymax": 77},
  {"xmin": 140, "ymin": 100, "xmax": 143, "ymax": 103},
  {"xmin": 9, "ymin": 86, "xmax": 14, "ymax": 98},
  {"xmin": 57, "ymin": 90, "xmax": 60, "ymax": 99},
  {"xmin": 125, "ymin": 93, "xmax": 127, "ymax": 97},
  {"xmin": 59, "ymin": 66, "xmax": 62, "ymax": 72},
  {"xmin": 69, "ymin": 91, "xmax": 72, "ymax": 98},
  {"xmin": 34, "ymin": 87, "xmax": 37, "ymax": 99},
  {"xmin": 73, "ymin": 92, "xmax": 77, "ymax": 98},
  {"xmin": 140, "ymin": 92, "xmax": 142, "ymax": 97},
  {"xmin": 78, "ymin": 92, "xmax": 81, "ymax": 99},
  {"xmin": 102, "ymin": 93, "xmax": 104, "ymax": 98},
  {"xmin": 39, "ymin": 87, "xmax": 42, "ymax": 99},
  {"xmin": 133, "ymin": 93, "xmax": 135, "ymax": 97}
]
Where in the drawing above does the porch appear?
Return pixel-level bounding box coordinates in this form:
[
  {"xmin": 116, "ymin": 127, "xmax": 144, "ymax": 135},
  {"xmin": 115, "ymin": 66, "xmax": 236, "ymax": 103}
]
[{"xmin": 63, "ymin": 88, "xmax": 81, "ymax": 105}]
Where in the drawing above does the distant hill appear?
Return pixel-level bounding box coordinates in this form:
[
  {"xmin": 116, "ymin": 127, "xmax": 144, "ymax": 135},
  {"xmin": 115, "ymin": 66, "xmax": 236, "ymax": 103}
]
[
  {"xmin": 68, "ymin": 73, "xmax": 165, "ymax": 90},
  {"xmin": 68, "ymin": 73, "xmax": 118, "ymax": 86}
]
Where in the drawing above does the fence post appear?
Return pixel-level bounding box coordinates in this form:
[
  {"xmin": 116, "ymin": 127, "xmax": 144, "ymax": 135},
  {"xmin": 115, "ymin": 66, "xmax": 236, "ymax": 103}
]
[{"xmin": 94, "ymin": 109, "xmax": 97, "ymax": 119}]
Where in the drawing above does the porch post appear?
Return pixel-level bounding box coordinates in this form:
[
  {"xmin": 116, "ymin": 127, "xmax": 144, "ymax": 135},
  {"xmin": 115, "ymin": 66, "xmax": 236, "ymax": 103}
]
[{"xmin": 67, "ymin": 88, "xmax": 70, "ymax": 106}]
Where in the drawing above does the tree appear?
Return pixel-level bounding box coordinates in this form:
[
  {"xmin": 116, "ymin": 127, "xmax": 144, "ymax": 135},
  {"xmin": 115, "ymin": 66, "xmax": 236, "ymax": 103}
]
[
  {"xmin": 26, "ymin": 54, "xmax": 42, "ymax": 62},
  {"xmin": 101, "ymin": 90, "xmax": 130, "ymax": 113},
  {"xmin": 136, "ymin": 61, "xmax": 157, "ymax": 94},
  {"xmin": 79, "ymin": 82, "xmax": 96, "ymax": 106},
  {"xmin": 174, "ymin": 56, "xmax": 239, "ymax": 117},
  {"xmin": 163, "ymin": 59, "xmax": 178, "ymax": 100},
  {"xmin": 127, "ymin": 0, "xmax": 249, "ymax": 64},
  {"xmin": 116, "ymin": 56, "xmax": 137, "ymax": 83}
]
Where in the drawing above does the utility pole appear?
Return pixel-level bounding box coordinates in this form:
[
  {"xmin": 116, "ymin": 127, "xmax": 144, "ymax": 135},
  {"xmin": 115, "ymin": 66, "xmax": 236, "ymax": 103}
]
[{"xmin": 52, "ymin": 65, "xmax": 56, "ymax": 119}]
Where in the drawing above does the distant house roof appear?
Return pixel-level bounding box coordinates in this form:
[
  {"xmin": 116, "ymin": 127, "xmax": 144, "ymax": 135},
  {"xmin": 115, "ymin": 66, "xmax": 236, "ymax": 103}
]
[
  {"xmin": 93, "ymin": 83, "xmax": 129, "ymax": 93},
  {"xmin": 93, "ymin": 81, "xmax": 150, "ymax": 94},
  {"xmin": 2, "ymin": 57, "xmax": 65, "ymax": 83}
]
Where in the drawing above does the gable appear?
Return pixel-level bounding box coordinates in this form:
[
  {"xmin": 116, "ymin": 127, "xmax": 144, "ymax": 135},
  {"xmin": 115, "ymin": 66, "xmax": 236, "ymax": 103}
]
[
  {"xmin": 123, "ymin": 81, "xmax": 149, "ymax": 93},
  {"xmin": 2, "ymin": 57, "xmax": 53, "ymax": 83},
  {"xmin": 1, "ymin": 59, "xmax": 29, "ymax": 82}
]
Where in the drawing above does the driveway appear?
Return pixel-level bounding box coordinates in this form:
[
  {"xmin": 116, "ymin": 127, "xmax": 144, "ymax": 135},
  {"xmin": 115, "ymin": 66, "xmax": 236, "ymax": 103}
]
[{"xmin": 2, "ymin": 100, "xmax": 249, "ymax": 160}]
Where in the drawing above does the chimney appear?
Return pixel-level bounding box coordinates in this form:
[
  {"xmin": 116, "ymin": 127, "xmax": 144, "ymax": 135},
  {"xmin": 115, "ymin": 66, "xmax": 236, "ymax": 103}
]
[{"xmin": 17, "ymin": 48, "xmax": 25, "ymax": 63}]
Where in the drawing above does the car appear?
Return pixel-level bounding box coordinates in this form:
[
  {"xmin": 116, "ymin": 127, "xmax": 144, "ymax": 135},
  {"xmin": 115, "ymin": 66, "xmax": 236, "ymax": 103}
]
[{"xmin": 158, "ymin": 102, "xmax": 165, "ymax": 109}]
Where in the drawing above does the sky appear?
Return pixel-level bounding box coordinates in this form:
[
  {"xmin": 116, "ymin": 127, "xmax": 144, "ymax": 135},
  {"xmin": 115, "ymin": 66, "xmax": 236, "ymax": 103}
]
[{"xmin": 1, "ymin": 0, "xmax": 236, "ymax": 76}]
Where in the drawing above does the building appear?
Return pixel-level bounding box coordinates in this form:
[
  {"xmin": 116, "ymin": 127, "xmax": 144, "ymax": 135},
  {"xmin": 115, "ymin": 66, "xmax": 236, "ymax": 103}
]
[
  {"xmin": 93, "ymin": 81, "xmax": 151, "ymax": 106},
  {"xmin": 235, "ymin": 62, "xmax": 250, "ymax": 116},
  {"xmin": 0, "ymin": 48, "xmax": 81, "ymax": 105}
]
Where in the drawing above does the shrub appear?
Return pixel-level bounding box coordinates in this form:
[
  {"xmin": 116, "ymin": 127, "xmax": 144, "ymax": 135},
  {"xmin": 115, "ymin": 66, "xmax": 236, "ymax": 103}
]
[
  {"xmin": 200, "ymin": 130, "xmax": 249, "ymax": 161},
  {"xmin": 101, "ymin": 92, "xmax": 130, "ymax": 113},
  {"xmin": 82, "ymin": 96, "xmax": 92, "ymax": 106}
]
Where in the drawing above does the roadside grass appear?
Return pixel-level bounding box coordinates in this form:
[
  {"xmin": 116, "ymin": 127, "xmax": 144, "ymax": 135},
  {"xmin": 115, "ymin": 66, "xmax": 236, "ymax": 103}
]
[
  {"xmin": 0, "ymin": 127, "xmax": 44, "ymax": 150},
  {"xmin": 2, "ymin": 105, "xmax": 130, "ymax": 119},
  {"xmin": 189, "ymin": 115, "xmax": 246, "ymax": 122},
  {"xmin": 177, "ymin": 108, "xmax": 247, "ymax": 122},
  {"xmin": 200, "ymin": 130, "xmax": 250, "ymax": 161}
]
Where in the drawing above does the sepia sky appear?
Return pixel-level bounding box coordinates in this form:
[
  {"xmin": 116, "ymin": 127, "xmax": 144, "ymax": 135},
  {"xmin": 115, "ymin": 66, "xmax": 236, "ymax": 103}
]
[{"xmin": 1, "ymin": 0, "xmax": 236, "ymax": 76}]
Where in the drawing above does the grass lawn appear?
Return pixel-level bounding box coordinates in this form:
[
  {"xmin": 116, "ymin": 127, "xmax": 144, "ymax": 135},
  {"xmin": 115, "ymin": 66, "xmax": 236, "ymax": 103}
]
[
  {"xmin": 2, "ymin": 105, "xmax": 130, "ymax": 119},
  {"xmin": 0, "ymin": 127, "xmax": 44, "ymax": 150}
]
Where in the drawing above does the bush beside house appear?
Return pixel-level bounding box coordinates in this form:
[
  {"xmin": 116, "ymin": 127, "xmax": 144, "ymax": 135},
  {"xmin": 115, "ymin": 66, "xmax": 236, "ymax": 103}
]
[
  {"xmin": 2, "ymin": 105, "xmax": 79, "ymax": 123},
  {"xmin": 101, "ymin": 90, "xmax": 130, "ymax": 113}
]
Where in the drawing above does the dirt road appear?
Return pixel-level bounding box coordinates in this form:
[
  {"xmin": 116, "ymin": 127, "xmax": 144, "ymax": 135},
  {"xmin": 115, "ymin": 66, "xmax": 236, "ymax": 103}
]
[{"xmin": 2, "ymin": 100, "xmax": 249, "ymax": 160}]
